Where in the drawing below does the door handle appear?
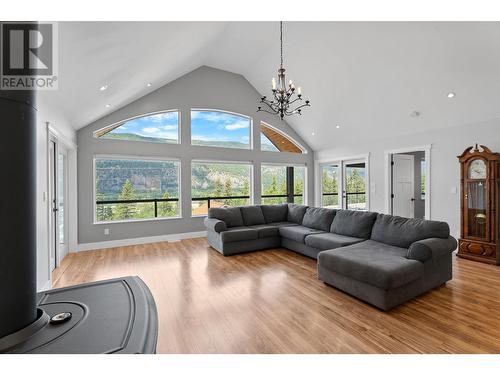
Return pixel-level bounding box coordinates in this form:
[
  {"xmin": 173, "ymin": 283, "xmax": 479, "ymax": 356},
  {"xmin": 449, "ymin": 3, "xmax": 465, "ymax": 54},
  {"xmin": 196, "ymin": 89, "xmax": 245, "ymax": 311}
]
[
  {"xmin": 53, "ymin": 207, "xmax": 59, "ymax": 212},
  {"xmin": 410, "ymin": 198, "xmax": 415, "ymax": 202}
]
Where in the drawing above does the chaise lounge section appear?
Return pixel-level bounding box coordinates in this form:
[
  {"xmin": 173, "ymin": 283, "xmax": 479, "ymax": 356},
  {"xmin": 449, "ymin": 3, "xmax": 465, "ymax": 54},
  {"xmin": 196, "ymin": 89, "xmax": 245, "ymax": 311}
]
[{"xmin": 204, "ymin": 203, "xmax": 457, "ymax": 310}]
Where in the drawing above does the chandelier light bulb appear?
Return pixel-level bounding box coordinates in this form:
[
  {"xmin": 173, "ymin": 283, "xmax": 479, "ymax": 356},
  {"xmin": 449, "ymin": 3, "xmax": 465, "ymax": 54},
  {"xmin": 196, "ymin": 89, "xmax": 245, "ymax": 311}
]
[
  {"xmin": 297, "ymin": 87, "xmax": 302, "ymax": 96},
  {"xmin": 272, "ymin": 78, "xmax": 276, "ymax": 90}
]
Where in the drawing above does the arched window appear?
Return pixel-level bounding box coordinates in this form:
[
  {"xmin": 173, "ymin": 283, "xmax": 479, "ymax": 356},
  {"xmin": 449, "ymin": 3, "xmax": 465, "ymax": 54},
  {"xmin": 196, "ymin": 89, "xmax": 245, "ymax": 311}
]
[
  {"xmin": 191, "ymin": 110, "xmax": 251, "ymax": 149},
  {"xmin": 94, "ymin": 110, "xmax": 179, "ymax": 144},
  {"xmin": 260, "ymin": 122, "xmax": 305, "ymax": 154}
]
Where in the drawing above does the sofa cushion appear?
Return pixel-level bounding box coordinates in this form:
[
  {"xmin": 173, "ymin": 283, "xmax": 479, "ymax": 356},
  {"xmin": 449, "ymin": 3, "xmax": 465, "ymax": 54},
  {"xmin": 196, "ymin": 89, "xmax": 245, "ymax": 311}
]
[
  {"xmin": 208, "ymin": 207, "xmax": 244, "ymax": 228},
  {"xmin": 330, "ymin": 210, "xmax": 377, "ymax": 239},
  {"xmin": 279, "ymin": 225, "xmax": 325, "ymax": 243},
  {"xmin": 371, "ymin": 214, "xmax": 450, "ymax": 248},
  {"xmin": 240, "ymin": 205, "xmax": 266, "ymax": 226},
  {"xmin": 318, "ymin": 240, "xmax": 424, "ymax": 290},
  {"xmin": 220, "ymin": 227, "xmax": 258, "ymax": 243},
  {"xmin": 287, "ymin": 204, "xmax": 308, "ymax": 224},
  {"xmin": 248, "ymin": 224, "xmax": 279, "ymax": 239},
  {"xmin": 266, "ymin": 221, "xmax": 299, "ymax": 228},
  {"xmin": 302, "ymin": 207, "xmax": 337, "ymax": 231},
  {"xmin": 305, "ymin": 232, "xmax": 364, "ymax": 250},
  {"xmin": 261, "ymin": 204, "xmax": 288, "ymax": 223}
]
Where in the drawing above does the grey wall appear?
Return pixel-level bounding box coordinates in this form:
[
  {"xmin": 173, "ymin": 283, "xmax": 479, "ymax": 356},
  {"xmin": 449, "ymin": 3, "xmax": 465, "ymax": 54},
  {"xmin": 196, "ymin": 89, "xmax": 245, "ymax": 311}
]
[
  {"xmin": 400, "ymin": 151, "xmax": 425, "ymax": 219},
  {"xmin": 77, "ymin": 66, "xmax": 314, "ymax": 244}
]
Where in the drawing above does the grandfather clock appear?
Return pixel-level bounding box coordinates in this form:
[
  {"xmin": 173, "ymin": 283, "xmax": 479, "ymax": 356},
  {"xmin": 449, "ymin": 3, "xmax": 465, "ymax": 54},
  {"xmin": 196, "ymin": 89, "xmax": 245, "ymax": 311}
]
[{"xmin": 457, "ymin": 144, "xmax": 500, "ymax": 265}]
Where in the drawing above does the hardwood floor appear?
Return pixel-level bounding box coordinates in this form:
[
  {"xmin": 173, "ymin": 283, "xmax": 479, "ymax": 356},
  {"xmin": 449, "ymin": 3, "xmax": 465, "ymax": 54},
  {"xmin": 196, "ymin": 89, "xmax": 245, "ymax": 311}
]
[{"xmin": 53, "ymin": 238, "xmax": 500, "ymax": 353}]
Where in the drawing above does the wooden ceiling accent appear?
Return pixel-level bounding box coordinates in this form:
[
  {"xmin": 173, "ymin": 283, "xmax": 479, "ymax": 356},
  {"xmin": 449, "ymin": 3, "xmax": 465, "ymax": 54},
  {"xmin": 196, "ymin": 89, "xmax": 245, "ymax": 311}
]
[
  {"xmin": 261, "ymin": 124, "xmax": 303, "ymax": 154},
  {"xmin": 94, "ymin": 122, "xmax": 123, "ymax": 138}
]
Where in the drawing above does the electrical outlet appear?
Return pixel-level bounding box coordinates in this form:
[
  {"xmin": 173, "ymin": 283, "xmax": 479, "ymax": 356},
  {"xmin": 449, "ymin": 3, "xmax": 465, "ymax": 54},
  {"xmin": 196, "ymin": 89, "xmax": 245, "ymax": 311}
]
[{"xmin": 104, "ymin": 228, "xmax": 110, "ymax": 235}]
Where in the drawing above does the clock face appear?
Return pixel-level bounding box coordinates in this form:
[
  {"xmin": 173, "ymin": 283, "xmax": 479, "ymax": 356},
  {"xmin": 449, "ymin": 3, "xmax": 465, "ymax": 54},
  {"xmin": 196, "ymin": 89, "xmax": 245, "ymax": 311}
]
[{"xmin": 468, "ymin": 159, "xmax": 487, "ymax": 179}]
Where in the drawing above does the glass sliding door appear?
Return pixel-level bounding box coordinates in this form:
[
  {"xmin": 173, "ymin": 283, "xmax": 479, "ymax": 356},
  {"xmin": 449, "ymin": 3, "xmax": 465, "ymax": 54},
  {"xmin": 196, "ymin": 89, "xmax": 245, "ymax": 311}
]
[
  {"xmin": 320, "ymin": 159, "xmax": 368, "ymax": 211},
  {"xmin": 320, "ymin": 164, "xmax": 340, "ymax": 208},
  {"xmin": 343, "ymin": 160, "xmax": 367, "ymax": 211}
]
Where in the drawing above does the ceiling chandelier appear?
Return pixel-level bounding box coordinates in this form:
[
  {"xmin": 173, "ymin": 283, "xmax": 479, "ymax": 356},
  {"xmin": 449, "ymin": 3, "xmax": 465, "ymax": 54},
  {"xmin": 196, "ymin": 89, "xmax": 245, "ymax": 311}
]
[{"xmin": 257, "ymin": 21, "xmax": 311, "ymax": 120}]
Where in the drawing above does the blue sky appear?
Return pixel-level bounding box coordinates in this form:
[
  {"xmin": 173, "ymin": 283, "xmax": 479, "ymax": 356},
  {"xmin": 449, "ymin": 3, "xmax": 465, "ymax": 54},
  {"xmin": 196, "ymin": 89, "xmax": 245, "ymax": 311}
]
[
  {"xmin": 108, "ymin": 111, "xmax": 179, "ymax": 140},
  {"xmin": 191, "ymin": 110, "xmax": 250, "ymax": 144},
  {"xmin": 106, "ymin": 110, "xmax": 262, "ymax": 146}
]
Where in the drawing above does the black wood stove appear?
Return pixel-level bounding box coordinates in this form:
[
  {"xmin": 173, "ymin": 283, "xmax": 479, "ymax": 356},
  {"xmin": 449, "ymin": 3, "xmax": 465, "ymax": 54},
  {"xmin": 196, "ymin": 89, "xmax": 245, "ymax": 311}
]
[{"xmin": 0, "ymin": 38, "xmax": 158, "ymax": 353}]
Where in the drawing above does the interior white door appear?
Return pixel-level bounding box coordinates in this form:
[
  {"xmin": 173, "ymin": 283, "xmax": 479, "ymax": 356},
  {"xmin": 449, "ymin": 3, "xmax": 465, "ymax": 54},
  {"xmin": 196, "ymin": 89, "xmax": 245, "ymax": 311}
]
[{"xmin": 392, "ymin": 154, "xmax": 415, "ymax": 218}]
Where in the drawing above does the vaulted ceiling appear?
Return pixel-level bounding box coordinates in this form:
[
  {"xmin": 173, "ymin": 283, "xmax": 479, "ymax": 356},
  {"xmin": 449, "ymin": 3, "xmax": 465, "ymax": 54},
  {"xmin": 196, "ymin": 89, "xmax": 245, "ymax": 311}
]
[{"xmin": 39, "ymin": 21, "xmax": 500, "ymax": 151}]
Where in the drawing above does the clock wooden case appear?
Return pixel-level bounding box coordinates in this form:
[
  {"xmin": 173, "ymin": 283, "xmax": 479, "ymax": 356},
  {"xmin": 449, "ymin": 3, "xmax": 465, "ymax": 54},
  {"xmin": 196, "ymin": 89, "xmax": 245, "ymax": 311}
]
[{"xmin": 457, "ymin": 145, "xmax": 500, "ymax": 265}]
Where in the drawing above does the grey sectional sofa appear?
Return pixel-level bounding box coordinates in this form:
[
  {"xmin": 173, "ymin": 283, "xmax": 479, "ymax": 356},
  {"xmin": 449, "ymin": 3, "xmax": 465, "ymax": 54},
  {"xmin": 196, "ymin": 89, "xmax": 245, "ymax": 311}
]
[{"xmin": 204, "ymin": 204, "xmax": 457, "ymax": 310}]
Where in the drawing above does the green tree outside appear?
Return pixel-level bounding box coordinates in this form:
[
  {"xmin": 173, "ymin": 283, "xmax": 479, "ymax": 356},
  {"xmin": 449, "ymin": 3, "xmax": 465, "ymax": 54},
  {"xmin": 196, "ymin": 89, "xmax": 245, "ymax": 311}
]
[
  {"xmin": 158, "ymin": 191, "xmax": 177, "ymax": 217},
  {"xmin": 213, "ymin": 177, "xmax": 223, "ymax": 197},
  {"xmin": 345, "ymin": 168, "xmax": 365, "ymax": 207},
  {"xmin": 96, "ymin": 178, "xmax": 114, "ymax": 221},
  {"xmin": 114, "ymin": 179, "xmax": 137, "ymax": 220},
  {"xmin": 322, "ymin": 169, "xmax": 339, "ymax": 207}
]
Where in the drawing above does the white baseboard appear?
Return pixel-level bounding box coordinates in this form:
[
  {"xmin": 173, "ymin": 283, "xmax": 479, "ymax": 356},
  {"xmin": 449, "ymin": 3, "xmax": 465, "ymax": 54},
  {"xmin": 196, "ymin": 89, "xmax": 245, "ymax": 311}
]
[{"xmin": 76, "ymin": 230, "xmax": 207, "ymax": 252}]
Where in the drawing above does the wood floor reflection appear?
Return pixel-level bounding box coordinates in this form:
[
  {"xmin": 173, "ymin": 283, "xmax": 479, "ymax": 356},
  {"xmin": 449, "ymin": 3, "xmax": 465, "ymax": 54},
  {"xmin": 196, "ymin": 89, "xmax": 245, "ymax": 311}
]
[{"xmin": 53, "ymin": 238, "xmax": 500, "ymax": 353}]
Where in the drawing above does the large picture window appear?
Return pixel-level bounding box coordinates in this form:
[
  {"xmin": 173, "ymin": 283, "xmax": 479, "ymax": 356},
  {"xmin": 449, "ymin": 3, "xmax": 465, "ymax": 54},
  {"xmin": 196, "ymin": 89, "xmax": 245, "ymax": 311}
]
[
  {"xmin": 94, "ymin": 110, "xmax": 180, "ymax": 144},
  {"xmin": 191, "ymin": 110, "xmax": 251, "ymax": 149},
  {"xmin": 95, "ymin": 157, "xmax": 180, "ymax": 222},
  {"xmin": 191, "ymin": 161, "xmax": 252, "ymax": 216},
  {"xmin": 261, "ymin": 164, "xmax": 305, "ymax": 205}
]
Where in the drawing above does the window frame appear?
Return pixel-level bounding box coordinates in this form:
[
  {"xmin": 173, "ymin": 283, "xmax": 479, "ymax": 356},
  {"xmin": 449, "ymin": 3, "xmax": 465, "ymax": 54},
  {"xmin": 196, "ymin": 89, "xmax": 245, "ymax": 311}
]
[
  {"xmin": 93, "ymin": 109, "xmax": 181, "ymax": 145},
  {"xmin": 260, "ymin": 162, "xmax": 307, "ymax": 205},
  {"xmin": 260, "ymin": 121, "xmax": 307, "ymax": 154},
  {"xmin": 190, "ymin": 159, "xmax": 254, "ymax": 217},
  {"xmin": 190, "ymin": 108, "xmax": 253, "ymax": 150},
  {"xmin": 93, "ymin": 154, "xmax": 182, "ymax": 224}
]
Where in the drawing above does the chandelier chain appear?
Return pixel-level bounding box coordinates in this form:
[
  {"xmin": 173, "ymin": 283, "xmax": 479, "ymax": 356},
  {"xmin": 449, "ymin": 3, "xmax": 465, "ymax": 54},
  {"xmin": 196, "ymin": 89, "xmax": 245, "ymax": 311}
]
[{"xmin": 280, "ymin": 21, "xmax": 283, "ymax": 68}]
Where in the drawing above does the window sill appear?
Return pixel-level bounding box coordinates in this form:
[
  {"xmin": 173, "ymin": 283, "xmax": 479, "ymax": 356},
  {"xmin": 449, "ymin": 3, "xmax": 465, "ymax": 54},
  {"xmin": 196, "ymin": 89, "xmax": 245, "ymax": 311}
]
[{"xmin": 93, "ymin": 216, "xmax": 182, "ymax": 225}]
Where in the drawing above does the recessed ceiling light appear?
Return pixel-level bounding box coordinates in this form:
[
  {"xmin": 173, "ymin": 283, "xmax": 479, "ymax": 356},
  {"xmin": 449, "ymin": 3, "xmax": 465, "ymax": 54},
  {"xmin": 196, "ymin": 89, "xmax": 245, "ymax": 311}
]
[
  {"xmin": 147, "ymin": 83, "xmax": 152, "ymax": 87},
  {"xmin": 336, "ymin": 125, "xmax": 340, "ymax": 129},
  {"xmin": 311, "ymin": 131, "xmax": 315, "ymax": 136},
  {"xmin": 105, "ymin": 104, "xmax": 111, "ymax": 108},
  {"xmin": 99, "ymin": 85, "xmax": 108, "ymax": 91},
  {"xmin": 447, "ymin": 92, "xmax": 455, "ymax": 98},
  {"xmin": 410, "ymin": 110, "xmax": 421, "ymax": 118}
]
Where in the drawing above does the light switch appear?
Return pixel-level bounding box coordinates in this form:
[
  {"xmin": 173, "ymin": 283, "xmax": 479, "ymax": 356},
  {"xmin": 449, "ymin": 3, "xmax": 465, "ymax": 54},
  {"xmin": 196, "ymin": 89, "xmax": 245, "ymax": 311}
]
[
  {"xmin": 104, "ymin": 228, "xmax": 110, "ymax": 235},
  {"xmin": 451, "ymin": 187, "xmax": 457, "ymax": 194}
]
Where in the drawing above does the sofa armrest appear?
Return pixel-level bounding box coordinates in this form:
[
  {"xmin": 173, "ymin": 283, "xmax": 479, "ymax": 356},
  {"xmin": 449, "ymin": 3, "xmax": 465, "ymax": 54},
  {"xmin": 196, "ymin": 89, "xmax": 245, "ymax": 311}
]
[
  {"xmin": 407, "ymin": 236, "xmax": 458, "ymax": 262},
  {"xmin": 204, "ymin": 217, "xmax": 227, "ymax": 233}
]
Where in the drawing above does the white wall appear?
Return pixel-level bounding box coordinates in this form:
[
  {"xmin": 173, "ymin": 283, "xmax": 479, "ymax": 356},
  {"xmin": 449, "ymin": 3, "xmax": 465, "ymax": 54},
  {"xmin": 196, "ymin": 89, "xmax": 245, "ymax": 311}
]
[
  {"xmin": 36, "ymin": 95, "xmax": 77, "ymax": 291},
  {"xmin": 315, "ymin": 118, "xmax": 500, "ymax": 239}
]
